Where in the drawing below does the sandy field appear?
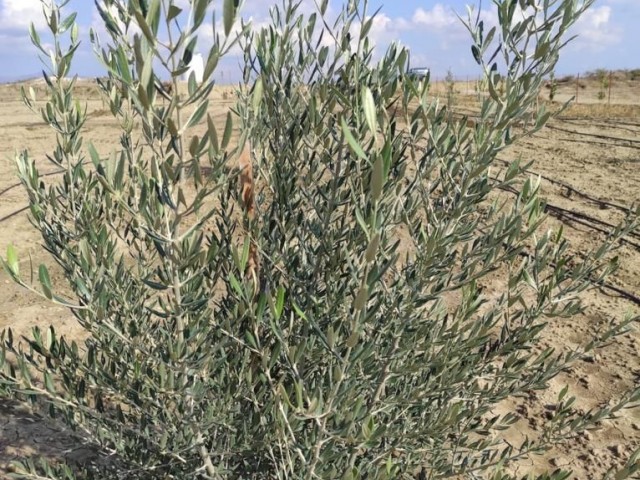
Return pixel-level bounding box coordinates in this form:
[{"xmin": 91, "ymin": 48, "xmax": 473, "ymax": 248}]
[{"xmin": 0, "ymin": 76, "xmax": 637, "ymax": 478}]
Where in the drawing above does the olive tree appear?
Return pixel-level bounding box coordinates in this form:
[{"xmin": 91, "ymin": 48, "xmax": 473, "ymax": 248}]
[{"xmin": 1, "ymin": 0, "xmax": 639, "ymax": 479}]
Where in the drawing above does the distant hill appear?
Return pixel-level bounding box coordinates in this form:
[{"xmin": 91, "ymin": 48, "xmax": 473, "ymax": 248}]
[{"xmin": 0, "ymin": 73, "xmax": 42, "ymax": 85}]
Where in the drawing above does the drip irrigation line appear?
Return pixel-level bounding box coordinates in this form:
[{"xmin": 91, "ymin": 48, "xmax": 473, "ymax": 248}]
[
  {"xmin": 0, "ymin": 205, "xmax": 30, "ymax": 224},
  {"xmin": 0, "ymin": 169, "xmax": 64, "ymax": 198},
  {"xmin": 545, "ymin": 124, "xmax": 640, "ymax": 146},
  {"xmin": 556, "ymin": 117, "xmax": 640, "ymax": 128},
  {"xmin": 554, "ymin": 136, "xmax": 640, "ymax": 150},
  {"xmin": 476, "ymin": 223, "xmax": 640, "ymax": 308},
  {"xmin": 559, "ymin": 118, "xmax": 640, "ymax": 134},
  {"xmin": 0, "ymin": 160, "xmax": 93, "ymax": 199},
  {"xmin": 545, "ymin": 203, "xmax": 640, "ymax": 241},
  {"xmin": 591, "ymin": 280, "xmax": 640, "ymax": 306},
  {"xmin": 513, "ymin": 246, "xmax": 640, "ymax": 307},
  {"xmin": 492, "ymin": 179, "xmax": 640, "ymax": 251},
  {"xmin": 494, "ymin": 158, "xmax": 635, "ymax": 215},
  {"xmin": 545, "ymin": 206, "xmax": 640, "ymax": 250}
]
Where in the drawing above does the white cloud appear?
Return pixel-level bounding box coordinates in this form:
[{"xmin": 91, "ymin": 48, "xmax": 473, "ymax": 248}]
[
  {"xmin": 370, "ymin": 13, "xmax": 411, "ymax": 44},
  {"xmin": 198, "ymin": 18, "xmax": 248, "ymax": 56},
  {"xmin": 603, "ymin": 0, "xmax": 637, "ymax": 5},
  {"xmin": 242, "ymin": 0, "xmax": 328, "ymax": 18},
  {"xmin": 583, "ymin": 5, "xmax": 612, "ymax": 29},
  {"xmin": 571, "ymin": 6, "xmax": 621, "ymax": 49},
  {"xmin": 0, "ymin": 0, "xmax": 47, "ymax": 31},
  {"xmin": 0, "ymin": 0, "xmax": 49, "ymax": 55},
  {"xmin": 347, "ymin": 13, "xmax": 412, "ymax": 52},
  {"xmin": 412, "ymin": 4, "xmax": 457, "ymax": 30},
  {"xmin": 173, "ymin": 0, "xmax": 191, "ymax": 9},
  {"xmin": 409, "ymin": 4, "xmax": 492, "ymax": 45}
]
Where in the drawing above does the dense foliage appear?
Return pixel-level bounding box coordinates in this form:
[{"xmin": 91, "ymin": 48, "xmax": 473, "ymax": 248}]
[{"xmin": 1, "ymin": 0, "xmax": 638, "ymax": 479}]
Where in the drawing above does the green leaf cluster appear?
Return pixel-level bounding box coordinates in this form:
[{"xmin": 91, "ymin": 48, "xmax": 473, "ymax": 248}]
[{"xmin": 1, "ymin": 1, "xmax": 638, "ymax": 479}]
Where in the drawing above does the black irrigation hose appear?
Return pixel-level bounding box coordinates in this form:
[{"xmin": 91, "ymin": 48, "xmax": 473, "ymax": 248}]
[
  {"xmin": 545, "ymin": 203, "xmax": 640, "ymax": 241},
  {"xmin": 559, "ymin": 118, "xmax": 640, "ymax": 134},
  {"xmin": 0, "ymin": 168, "xmax": 66, "ymax": 198},
  {"xmin": 512, "ymin": 247, "xmax": 640, "ymax": 307},
  {"xmin": 553, "ymin": 136, "xmax": 640, "ymax": 150},
  {"xmin": 494, "ymin": 158, "xmax": 635, "ymax": 215},
  {"xmin": 493, "ymin": 179, "xmax": 640, "ymax": 251},
  {"xmin": 0, "ymin": 205, "xmax": 30, "ymax": 224},
  {"xmin": 545, "ymin": 206, "xmax": 640, "ymax": 250},
  {"xmin": 553, "ymin": 117, "xmax": 640, "ymax": 130},
  {"xmin": 475, "ymin": 221, "xmax": 640, "ymax": 308},
  {"xmin": 0, "ymin": 159, "xmax": 95, "ymax": 199},
  {"xmin": 545, "ymin": 124, "xmax": 640, "ymax": 146},
  {"xmin": 592, "ymin": 280, "xmax": 640, "ymax": 307}
]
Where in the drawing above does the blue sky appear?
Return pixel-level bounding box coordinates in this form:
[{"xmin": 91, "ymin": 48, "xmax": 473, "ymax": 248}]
[{"xmin": 0, "ymin": 0, "xmax": 636, "ymax": 83}]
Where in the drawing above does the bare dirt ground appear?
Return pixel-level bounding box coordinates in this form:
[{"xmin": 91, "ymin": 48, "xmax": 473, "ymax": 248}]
[{"xmin": 0, "ymin": 77, "xmax": 637, "ymax": 478}]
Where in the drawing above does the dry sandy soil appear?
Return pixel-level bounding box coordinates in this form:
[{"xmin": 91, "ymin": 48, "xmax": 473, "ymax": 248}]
[{"xmin": 0, "ymin": 77, "xmax": 637, "ymax": 478}]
